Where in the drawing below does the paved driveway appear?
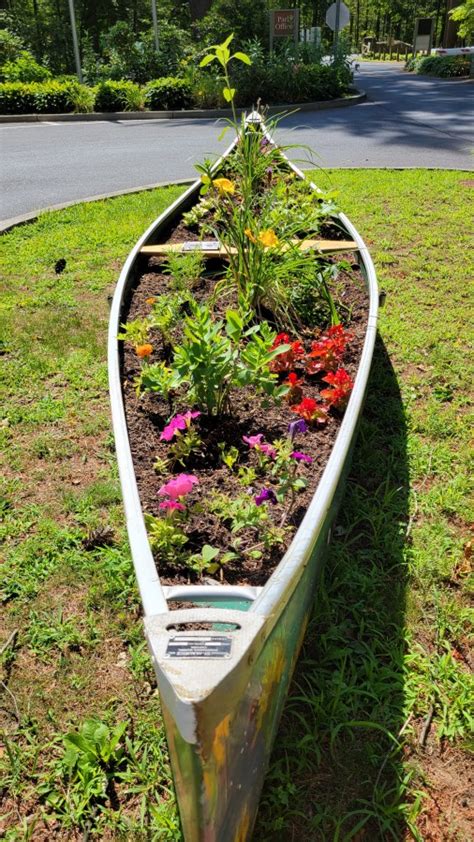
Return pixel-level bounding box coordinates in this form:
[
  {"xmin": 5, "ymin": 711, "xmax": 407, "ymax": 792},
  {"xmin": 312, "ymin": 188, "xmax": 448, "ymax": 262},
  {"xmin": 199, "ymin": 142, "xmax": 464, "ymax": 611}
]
[{"xmin": 1, "ymin": 62, "xmax": 473, "ymax": 221}]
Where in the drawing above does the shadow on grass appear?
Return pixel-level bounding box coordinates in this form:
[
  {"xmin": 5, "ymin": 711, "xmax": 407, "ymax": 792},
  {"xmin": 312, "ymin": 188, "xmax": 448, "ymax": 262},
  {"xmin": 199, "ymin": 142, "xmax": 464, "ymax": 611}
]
[{"xmin": 254, "ymin": 335, "xmax": 410, "ymax": 841}]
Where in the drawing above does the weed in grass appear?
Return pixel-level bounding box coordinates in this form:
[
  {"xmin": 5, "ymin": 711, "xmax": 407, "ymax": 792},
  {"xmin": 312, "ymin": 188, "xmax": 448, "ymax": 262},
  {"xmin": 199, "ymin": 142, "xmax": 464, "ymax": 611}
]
[{"xmin": 25, "ymin": 608, "xmax": 99, "ymax": 661}]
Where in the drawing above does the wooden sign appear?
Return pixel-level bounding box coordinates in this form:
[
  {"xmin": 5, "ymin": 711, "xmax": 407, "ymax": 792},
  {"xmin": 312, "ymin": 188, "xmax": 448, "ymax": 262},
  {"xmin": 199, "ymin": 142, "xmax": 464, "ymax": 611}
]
[{"xmin": 269, "ymin": 9, "xmax": 300, "ymax": 51}]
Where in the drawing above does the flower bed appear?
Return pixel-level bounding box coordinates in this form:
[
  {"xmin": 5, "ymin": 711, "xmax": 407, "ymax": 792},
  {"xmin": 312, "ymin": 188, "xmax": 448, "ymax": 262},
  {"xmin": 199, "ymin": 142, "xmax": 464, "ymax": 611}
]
[{"xmin": 117, "ymin": 39, "xmax": 368, "ymax": 586}]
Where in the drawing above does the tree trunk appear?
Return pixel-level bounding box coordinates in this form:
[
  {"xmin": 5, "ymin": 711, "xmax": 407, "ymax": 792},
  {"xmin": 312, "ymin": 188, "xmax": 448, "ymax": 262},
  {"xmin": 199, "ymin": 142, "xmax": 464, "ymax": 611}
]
[{"xmin": 443, "ymin": 0, "xmax": 462, "ymax": 47}]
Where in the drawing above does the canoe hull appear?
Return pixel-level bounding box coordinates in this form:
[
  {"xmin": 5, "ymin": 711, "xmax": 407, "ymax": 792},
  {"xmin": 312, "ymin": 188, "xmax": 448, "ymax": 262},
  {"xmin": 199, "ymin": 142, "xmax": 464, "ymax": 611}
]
[
  {"xmin": 155, "ymin": 517, "xmax": 332, "ymax": 841},
  {"xmin": 108, "ymin": 121, "xmax": 378, "ymax": 840}
]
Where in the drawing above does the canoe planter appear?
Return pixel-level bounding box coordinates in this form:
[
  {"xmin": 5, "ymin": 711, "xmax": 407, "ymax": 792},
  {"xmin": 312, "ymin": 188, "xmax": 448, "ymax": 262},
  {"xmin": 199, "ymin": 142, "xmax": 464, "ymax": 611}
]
[{"xmin": 108, "ymin": 116, "xmax": 378, "ymax": 841}]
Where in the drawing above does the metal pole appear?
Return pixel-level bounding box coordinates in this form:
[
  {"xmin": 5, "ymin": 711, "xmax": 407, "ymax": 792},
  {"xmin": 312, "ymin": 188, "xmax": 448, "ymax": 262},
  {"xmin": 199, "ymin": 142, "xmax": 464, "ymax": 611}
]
[
  {"xmin": 151, "ymin": 0, "xmax": 160, "ymax": 52},
  {"xmin": 334, "ymin": 0, "xmax": 342, "ymax": 49},
  {"xmin": 67, "ymin": 0, "xmax": 82, "ymax": 82}
]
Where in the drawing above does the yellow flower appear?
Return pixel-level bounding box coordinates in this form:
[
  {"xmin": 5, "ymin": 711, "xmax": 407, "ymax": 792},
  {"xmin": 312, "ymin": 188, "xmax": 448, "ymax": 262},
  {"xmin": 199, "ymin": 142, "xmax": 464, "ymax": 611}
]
[
  {"xmin": 258, "ymin": 229, "xmax": 279, "ymax": 248},
  {"xmin": 212, "ymin": 177, "xmax": 235, "ymax": 195},
  {"xmin": 244, "ymin": 227, "xmax": 257, "ymax": 243}
]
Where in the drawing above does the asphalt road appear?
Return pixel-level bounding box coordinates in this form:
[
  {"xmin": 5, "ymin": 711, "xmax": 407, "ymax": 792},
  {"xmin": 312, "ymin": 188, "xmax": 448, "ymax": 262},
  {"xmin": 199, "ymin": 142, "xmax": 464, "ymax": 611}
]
[{"xmin": 1, "ymin": 62, "xmax": 473, "ymax": 222}]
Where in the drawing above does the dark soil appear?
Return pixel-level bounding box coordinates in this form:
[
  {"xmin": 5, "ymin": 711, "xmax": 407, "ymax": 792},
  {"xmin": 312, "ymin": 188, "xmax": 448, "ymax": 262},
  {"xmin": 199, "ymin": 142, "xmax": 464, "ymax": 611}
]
[{"xmin": 121, "ymin": 214, "xmax": 368, "ymax": 588}]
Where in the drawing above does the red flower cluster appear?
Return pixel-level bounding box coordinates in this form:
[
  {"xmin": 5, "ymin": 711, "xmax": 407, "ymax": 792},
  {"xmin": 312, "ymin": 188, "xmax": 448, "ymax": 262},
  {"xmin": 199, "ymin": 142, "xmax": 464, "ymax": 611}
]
[
  {"xmin": 290, "ymin": 397, "xmax": 328, "ymax": 425},
  {"xmin": 320, "ymin": 369, "xmax": 354, "ymax": 409},
  {"xmin": 306, "ymin": 325, "xmax": 353, "ymax": 375},
  {"xmin": 269, "ymin": 333, "xmax": 305, "ymax": 373}
]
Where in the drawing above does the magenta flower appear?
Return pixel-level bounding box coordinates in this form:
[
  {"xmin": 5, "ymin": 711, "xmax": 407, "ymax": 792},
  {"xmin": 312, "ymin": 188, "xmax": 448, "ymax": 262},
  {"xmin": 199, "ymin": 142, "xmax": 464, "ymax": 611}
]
[
  {"xmin": 288, "ymin": 419, "xmax": 308, "ymax": 440},
  {"xmin": 159, "ymin": 500, "xmax": 186, "ymax": 512},
  {"xmin": 158, "ymin": 473, "xmax": 199, "ymax": 500},
  {"xmin": 291, "ymin": 451, "xmax": 313, "ymax": 463},
  {"xmin": 242, "ymin": 434, "xmax": 264, "ymax": 448},
  {"xmin": 160, "ymin": 411, "xmax": 200, "ymax": 442},
  {"xmin": 242, "ymin": 434, "xmax": 276, "ymax": 459},
  {"xmin": 255, "ymin": 487, "xmax": 278, "ymax": 506},
  {"xmin": 260, "ymin": 443, "xmax": 277, "ymax": 459}
]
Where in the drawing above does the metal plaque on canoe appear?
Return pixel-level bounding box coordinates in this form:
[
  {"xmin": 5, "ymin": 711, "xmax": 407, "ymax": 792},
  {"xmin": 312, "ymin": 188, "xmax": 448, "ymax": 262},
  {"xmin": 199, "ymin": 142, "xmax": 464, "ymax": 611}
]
[
  {"xmin": 182, "ymin": 240, "xmax": 220, "ymax": 251},
  {"xmin": 166, "ymin": 635, "xmax": 232, "ymax": 658}
]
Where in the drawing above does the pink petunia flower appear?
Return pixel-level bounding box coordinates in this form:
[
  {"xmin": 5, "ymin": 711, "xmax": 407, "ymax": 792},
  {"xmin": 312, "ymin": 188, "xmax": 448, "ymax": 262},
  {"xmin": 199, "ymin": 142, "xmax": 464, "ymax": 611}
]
[
  {"xmin": 159, "ymin": 500, "xmax": 186, "ymax": 512},
  {"xmin": 160, "ymin": 411, "xmax": 200, "ymax": 442},
  {"xmin": 242, "ymin": 434, "xmax": 264, "ymax": 448},
  {"xmin": 242, "ymin": 434, "xmax": 276, "ymax": 460},
  {"xmin": 158, "ymin": 473, "xmax": 199, "ymax": 500}
]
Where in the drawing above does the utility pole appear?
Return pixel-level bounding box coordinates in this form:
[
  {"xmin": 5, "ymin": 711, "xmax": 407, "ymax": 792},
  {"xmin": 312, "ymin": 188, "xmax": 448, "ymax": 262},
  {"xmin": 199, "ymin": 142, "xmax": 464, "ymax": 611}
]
[
  {"xmin": 334, "ymin": 0, "xmax": 341, "ymax": 48},
  {"xmin": 151, "ymin": 0, "xmax": 160, "ymax": 51},
  {"xmin": 67, "ymin": 0, "xmax": 82, "ymax": 82}
]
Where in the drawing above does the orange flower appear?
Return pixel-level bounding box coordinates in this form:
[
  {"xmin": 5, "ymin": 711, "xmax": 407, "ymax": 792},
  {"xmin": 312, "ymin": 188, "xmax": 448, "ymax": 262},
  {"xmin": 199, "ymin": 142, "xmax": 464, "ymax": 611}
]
[
  {"xmin": 212, "ymin": 177, "xmax": 235, "ymax": 195},
  {"xmin": 145, "ymin": 297, "xmax": 157, "ymax": 306},
  {"xmin": 244, "ymin": 227, "xmax": 257, "ymax": 243},
  {"xmin": 258, "ymin": 229, "xmax": 279, "ymax": 248},
  {"xmin": 135, "ymin": 343, "xmax": 153, "ymax": 358}
]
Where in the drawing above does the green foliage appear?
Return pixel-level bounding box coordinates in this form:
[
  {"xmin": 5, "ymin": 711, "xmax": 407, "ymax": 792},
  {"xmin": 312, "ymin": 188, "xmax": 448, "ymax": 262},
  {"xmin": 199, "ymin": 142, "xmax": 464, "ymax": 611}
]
[
  {"xmin": 233, "ymin": 59, "xmax": 352, "ymax": 106},
  {"xmin": 84, "ymin": 20, "xmax": 193, "ymax": 85},
  {"xmin": 199, "ymin": 33, "xmax": 251, "ymax": 121},
  {"xmin": 0, "ymin": 27, "xmax": 24, "ymax": 65},
  {"xmin": 0, "ymin": 80, "xmax": 80, "ymax": 114},
  {"xmin": 144, "ymin": 513, "xmax": 188, "ymax": 563},
  {"xmin": 408, "ymin": 54, "xmax": 471, "ymax": 78},
  {"xmin": 149, "ymin": 292, "xmax": 187, "ymax": 346},
  {"xmin": 94, "ymin": 79, "xmax": 142, "ymax": 112},
  {"xmin": 42, "ymin": 719, "xmax": 127, "ymax": 825},
  {"xmin": 144, "ymin": 76, "xmax": 193, "ymax": 110},
  {"xmin": 135, "ymin": 361, "xmax": 180, "ymax": 401},
  {"xmin": 450, "ymin": 0, "xmax": 474, "ymax": 41},
  {"xmin": 186, "ymin": 543, "xmax": 222, "ymax": 576},
  {"xmin": 1, "ymin": 50, "xmax": 51, "ymax": 82},
  {"xmin": 197, "ymin": 0, "xmax": 267, "ymax": 46},
  {"xmin": 164, "ymin": 251, "xmax": 204, "ymax": 292},
  {"xmin": 171, "ymin": 303, "xmax": 288, "ymax": 415}
]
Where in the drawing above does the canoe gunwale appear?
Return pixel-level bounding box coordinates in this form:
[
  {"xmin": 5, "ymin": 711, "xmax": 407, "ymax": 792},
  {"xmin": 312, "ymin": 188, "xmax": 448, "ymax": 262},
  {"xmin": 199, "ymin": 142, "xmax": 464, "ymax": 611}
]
[{"xmin": 108, "ymin": 117, "xmax": 378, "ymax": 626}]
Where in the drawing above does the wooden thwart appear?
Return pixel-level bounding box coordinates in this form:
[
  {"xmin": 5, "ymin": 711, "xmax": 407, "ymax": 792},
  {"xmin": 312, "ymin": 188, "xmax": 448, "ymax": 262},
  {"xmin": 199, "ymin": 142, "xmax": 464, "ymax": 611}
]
[{"xmin": 140, "ymin": 238, "xmax": 358, "ymax": 258}]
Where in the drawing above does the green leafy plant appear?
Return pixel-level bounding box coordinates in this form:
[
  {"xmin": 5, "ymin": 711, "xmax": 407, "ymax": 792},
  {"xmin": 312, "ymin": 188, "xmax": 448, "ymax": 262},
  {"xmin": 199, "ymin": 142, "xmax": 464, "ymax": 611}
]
[
  {"xmin": 164, "ymin": 251, "xmax": 204, "ymax": 292},
  {"xmin": 171, "ymin": 302, "xmax": 288, "ymax": 415},
  {"xmin": 186, "ymin": 543, "xmax": 221, "ymax": 577},
  {"xmin": 144, "ymin": 513, "xmax": 188, "ymax": 563},
  {"xmin": 199, "ymin": 33, "xmax": 251, "ymax": 123},
  {"xmin": 42, "ymin": 719, "xmax": 127, "ymax": 826},
  {"xmin": 117, "ymin": 317, "xmax": 150, "ymax": 347},
  {"xmin": 135, "ymin": 361, "xmax": 180, "ymax": 402},
  {"xmin": 218, "ymin": 442, "xmax": 239, "ymax": 470}
]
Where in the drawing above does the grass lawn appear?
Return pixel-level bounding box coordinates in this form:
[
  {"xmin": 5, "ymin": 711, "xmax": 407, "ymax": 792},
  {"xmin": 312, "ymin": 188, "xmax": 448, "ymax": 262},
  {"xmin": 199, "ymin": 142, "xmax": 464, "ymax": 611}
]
[{"xmin": 1, "ymin": 170, "xmax": 473, "ymax": 841}]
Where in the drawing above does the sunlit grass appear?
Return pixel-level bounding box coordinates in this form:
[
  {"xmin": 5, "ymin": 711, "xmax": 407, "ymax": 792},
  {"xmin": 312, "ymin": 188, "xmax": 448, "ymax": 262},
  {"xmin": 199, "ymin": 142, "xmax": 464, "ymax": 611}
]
[{"xmin": 1, "ymin": 171, "xmax": 472, "ymax": 840}]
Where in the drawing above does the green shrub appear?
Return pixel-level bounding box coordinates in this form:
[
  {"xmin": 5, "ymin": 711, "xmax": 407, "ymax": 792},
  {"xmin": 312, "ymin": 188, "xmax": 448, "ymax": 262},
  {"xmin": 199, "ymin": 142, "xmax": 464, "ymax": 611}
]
[
  {"xmin": 406, "ymin": 55, "xmax": 470, "ymax": 78},
  {"xmin": 0, "ymin": 28, "xmax": 24, "ymax": 66},
  {"xmin": 0, "ymin": 81, "xmax": 80, "ymax": 114},
  {"xmin": 94, "ymin": 80, "xmax": 142, "ymax": 112},
  {"xmin": 233, "ymin": 60, "xmax": 351, "ymax": 106},
  {"xmin": 143, "ymin": 77, "xmax": 193, "ymax": 110},
  {"xmin": 187, "ymin": 69, "xmax": 225, "ymax": 109},
  {"xmin": 1, "ymin": 50, "xmax": 51, "ymax": 82}
]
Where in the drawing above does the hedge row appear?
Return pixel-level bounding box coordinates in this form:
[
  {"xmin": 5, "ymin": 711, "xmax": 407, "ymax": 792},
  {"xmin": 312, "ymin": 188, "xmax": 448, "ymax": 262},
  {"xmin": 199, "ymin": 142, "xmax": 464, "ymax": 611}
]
[
  {"xmin": 0, "ymin": 66, "xmax": 352, "ymax": 115},
  {"xmin": 405, "ymin": 55, "xmax": 471, "ymax": 77}
]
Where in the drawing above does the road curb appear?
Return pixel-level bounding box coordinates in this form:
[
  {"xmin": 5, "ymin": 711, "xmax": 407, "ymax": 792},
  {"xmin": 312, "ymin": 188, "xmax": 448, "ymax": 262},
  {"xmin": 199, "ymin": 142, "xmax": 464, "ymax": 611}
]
[
  {"xmin": 3, "ymin": 165, "xmax": 471, "ymax": 234},
  {"xmin": 0, "ymin": 178, "xmax": 194, "ymax": 234},
  {"xmin": 0, "ymin": 91, "xmax": 366, "ymax": 124}
]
